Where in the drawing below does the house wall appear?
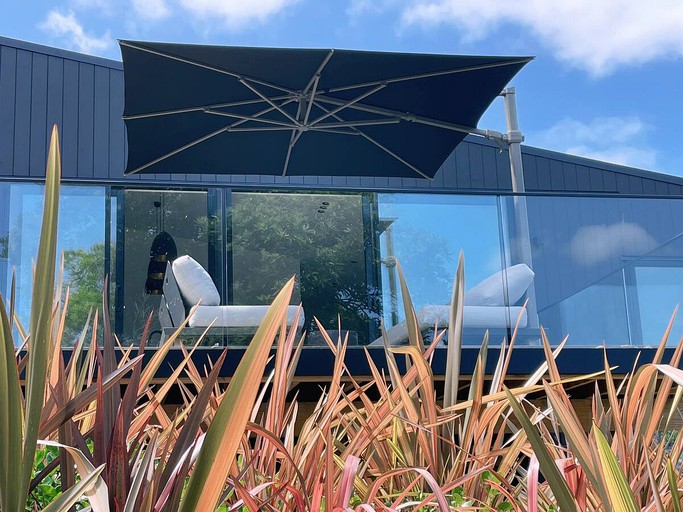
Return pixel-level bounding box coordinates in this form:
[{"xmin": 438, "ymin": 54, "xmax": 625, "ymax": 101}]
[
  {"xmin": 2, "ymin": 36, "xmax": 683, "ymax": 361},
  {"xmin": 1, "ymin": 35, "xmax": 682, "ymax": 195}
]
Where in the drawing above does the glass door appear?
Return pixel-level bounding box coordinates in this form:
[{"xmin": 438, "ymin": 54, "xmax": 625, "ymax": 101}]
[
  {"xmin": 113, "ymin": 188, "xmax": 221, "ymax": 344},
  {"xmin": 229, "ymin": 191, "xmax": 379, "ymax": 344}
]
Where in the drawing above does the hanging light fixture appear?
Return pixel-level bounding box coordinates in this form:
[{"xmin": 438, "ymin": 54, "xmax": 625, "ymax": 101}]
[{"xmin": 145, "ymin": 196, "xmax": 177, "ymax": 294}]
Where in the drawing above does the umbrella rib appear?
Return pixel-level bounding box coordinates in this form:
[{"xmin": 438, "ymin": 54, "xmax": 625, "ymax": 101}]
[
  {"xmin": 204, "ymin": 109, "xmax": 296, "ymax": 128},
  {"xmin": 282, "ymin": 134, "xmax": 295, "ymax": 176},
  {"xmin": 238, "ymin": 79, "xmax": 299, "ymax": 125},
  {"xmin": 126, "ymin": 126, "xmax": 228, "ymax": 175},
  {"xmin": 354, "ymin": 129, "xmax": 432, "ymax": 180},
  {"xmin": 302, "ymin": 49, "xmax": 334, "ymax": 126},
  {"xmin": 314, "ymin": 96, "xmax": 484, "ymax": 136},
  {"xmin": 313, "ymin": 101, "xmax": 432, "ymax": 180},
  {"xmin": 120, "ymin": 40, "xmax": 297, "ymax": 95},
  {"xmin": 284, "ymin": 51, "xmax": 334, "ymax": 158},
  {"xmin": 303, "ymin": 74, "xmax": 320, "ymax": 127},
  {"xmin": 322, "ymin": 57, "xmax": 532, "ymax": 94},
  {"xmin": 282, "ymin": 98, "xmax": 307, "ymax": 176},
  {"xmin": 226, "ymin": 98, "xmax": 298, "ymax": 130},
  {"xmin": 315, "ymin": 119, "xmax": 399, "ymax": 129},
  {"xmin": 309, "ymin": 83, "xmax": 387, "ymax": 127},
  {"xmin": 226, "ymin": 127, "xmax": 294, "ymax": 132},
  {"xmin": 303, "ymin": 49, "xmax": 334, "ymax": 95},
  {"xmin": 122, "ymin": 96, "xmax": 288, "ymax": 120}
]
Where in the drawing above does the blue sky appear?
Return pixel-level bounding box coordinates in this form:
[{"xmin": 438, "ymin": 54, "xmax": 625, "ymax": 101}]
[{"xmin": 2, "ymin": 0, "xmax": 683, "ymax": 175}]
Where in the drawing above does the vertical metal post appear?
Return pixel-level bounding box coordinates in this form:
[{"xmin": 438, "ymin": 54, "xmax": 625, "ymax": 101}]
[
  {"xmin": 502, "ymin": 87, "xmax": 539, "ymax": 329},
  {"xmin": 384, "ymin": 225, "xmax": 399, "ymax": 327}
]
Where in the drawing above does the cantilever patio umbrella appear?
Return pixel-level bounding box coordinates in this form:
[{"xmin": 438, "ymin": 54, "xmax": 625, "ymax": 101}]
[{"xmin": 120, "ymin": 41, "xmax": 531, "ymax": 179}]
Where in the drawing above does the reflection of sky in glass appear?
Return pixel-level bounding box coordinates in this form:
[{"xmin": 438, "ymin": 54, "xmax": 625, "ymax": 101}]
[
  {"xmin": 525, "ymin": 195, "xmax": 683, "ymax": 346},
  {"xmin": 378, "ymin": 194, "xmax": 503, "ymax": 327},
  {"xmin": 7, "ymin": 185, "xmax": 105, "ymax": 330},
  {"xmin": 635, "ymin": 266, "xmax": 683, "ymax": 345}
]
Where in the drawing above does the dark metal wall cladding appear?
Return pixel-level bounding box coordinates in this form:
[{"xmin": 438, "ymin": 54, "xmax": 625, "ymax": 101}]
[{"xmin": 1, "ymin": 36, "xmax": 682, "ymax": 195}]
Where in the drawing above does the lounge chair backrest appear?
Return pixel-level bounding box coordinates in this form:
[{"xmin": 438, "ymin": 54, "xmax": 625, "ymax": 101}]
[
  {"xmin": 464, "ymin": 263, "xmax": 535, "ymax": 306},
  {"xmin": 160, "ymin": 261, "xmax": 187, "ymax": 328},
  {"xmin": 172, "ymin": 255, "xmax": 221, "ymax": 308}
]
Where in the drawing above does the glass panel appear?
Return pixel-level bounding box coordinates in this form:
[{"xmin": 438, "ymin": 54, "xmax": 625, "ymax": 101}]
[
  {"xmin": 634, "ymin": 266, "xmax": 683, "ymax": 344},
  {"xmin": 115, "ymin": 189, "xmax": 214, "ymax": 344},
  {"xmin": 0, "ymin": 183, "xmax": 10, "ymax": 301},
  {"xmin": 377, "ymin": 194, "xmax": 510, "ymax": 345},
  {"xmin": 230, "ymin": 192, "xmax": 376, "ymax": 344},
  {"xmin": 520, "ymin": 195, "xmax": 683, "ymax": 345},
  {"xmin": 0, "ymin": 183, "xmax": 106, "ymax": 345}
]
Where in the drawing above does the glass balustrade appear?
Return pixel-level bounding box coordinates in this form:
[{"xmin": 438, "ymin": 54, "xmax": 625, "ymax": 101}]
[{"xmin": 2, "ymin": 179, "xmax": 683, "ymax": 348}]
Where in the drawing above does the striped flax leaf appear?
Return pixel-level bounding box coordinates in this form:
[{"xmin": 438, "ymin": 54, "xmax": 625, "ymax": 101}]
[
  {"xmin": 666, "ymin": 458, "xmax": 681, "ymax": 512},
  {"xmin": 0, "ymin": 292, "xmax": 23, "ymax": 511},
  {"xmin": 17, "ymin": 125, "xmax": 62, "ymax": 511},
  {"xmin": 592, "ymin": 424, "xmax": 639, "ymax": 512},
  {"xmin": 444, "ymin": 251, "xmax": 465, "ymax": 410},
  {"xmin": 179, "ymin": 277, "xmax": 295, "ymax": 512},
  {"xmin": 505, "ymin": 387, "xmax": 579, "ymax": 512},
  {"xmin": 41, "ymin": 465, "xmax": 106, "ymax": 512}
]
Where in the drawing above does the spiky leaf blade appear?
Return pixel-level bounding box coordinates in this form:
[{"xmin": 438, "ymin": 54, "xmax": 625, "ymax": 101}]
[
  {"xmin": 179, "ymin": 277, "xmax": 294, "ymax": 512},
  {"xmin": 504, "ymin": 387, "xmax": 578, "ymax": 512},
  {"xmin": 20, "ymin": 125, "xmax": 62, "ymax": 508},
  {"xmin": 593, "ymin": 424, "xmax": 639, "ymax": 512}
]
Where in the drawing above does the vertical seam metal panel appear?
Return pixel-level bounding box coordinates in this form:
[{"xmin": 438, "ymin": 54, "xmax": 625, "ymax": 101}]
[
  {"xmin": 77, "ymin": 62, "xmax": 94, "ymax": 179},
  {"xmin": 62, "ymin": 59, "xmax": 79, "ymax": 178},
  {"xmin": 0, "ymin": 46, "xmax": 17, "ymax": 176},
  {"xmin": 13, "ymin": 49, "xmax": 32, "ymax": 177},
  {"xmin": 93, "ymin": 65, "xmax": 110, "ymax": 179},
  {"xmin": 29, "ymin": 52, "xmax": 48, "ymax": 178}
]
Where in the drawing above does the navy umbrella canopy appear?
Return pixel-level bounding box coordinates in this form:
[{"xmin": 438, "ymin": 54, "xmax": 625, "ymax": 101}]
[{"xmin": 120, "ymin": 41, "xmax": 531, "ymax": 179}]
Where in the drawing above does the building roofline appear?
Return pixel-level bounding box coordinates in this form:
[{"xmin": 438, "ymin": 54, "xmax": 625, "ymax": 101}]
[
  {"xmin": 0, "ymin": 35, "xmax": 123, "ymax": 70},
  {"xmin": 464, "ymin": 134, "xmax": 683, "ymax": 188}
]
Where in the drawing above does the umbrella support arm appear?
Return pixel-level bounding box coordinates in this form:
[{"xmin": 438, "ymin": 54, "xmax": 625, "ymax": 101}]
[{"xmin": 487, "ymin": 87, "xmax": 539, "ymax": 330}]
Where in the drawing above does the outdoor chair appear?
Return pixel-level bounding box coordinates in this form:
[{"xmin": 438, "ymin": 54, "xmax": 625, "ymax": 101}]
[
  {"xmin": 158, "ymin": 255, "xmax": 304, "ymax": 345},
  {"xmin": 371, "ymin": 264, "xmax": 535, "ymax": 346}
]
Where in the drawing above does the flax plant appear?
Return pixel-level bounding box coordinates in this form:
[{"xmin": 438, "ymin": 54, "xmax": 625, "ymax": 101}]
[
  {"xmin": 4, "ymin": 125, "xmax": 683, "ymax": 511},
  {"xmin": 0, "ymin": 126, "xmax": 109, "ymax": 512}
]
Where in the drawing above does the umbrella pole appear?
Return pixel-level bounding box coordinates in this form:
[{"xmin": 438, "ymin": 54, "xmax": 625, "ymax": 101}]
[{"xmin": 501, "ymin": 87, "xmax": 539, "ymax": 330}]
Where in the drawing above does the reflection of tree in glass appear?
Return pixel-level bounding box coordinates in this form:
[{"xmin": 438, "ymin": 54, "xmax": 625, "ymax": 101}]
[
  {"xmin": 387, "ymin": 225, "xmax": 454, "ymax": 308},
  {"xmin": 0, "ymin": 235, "xmax": 7, "ymax": 259},
  {"xmin": 231, "ymin": 194, "xmax": 380, "ymax": 343},
  {"xmin": 62, "ymin": 243, "xmax": 113, "ymax": 344}
]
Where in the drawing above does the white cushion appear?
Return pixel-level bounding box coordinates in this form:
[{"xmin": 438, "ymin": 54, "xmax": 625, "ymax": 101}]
[
  {"xmin": 189, "ymin": 305, "xmax": 304, "ymax": 329},
  {"xmin": 172, "ymin": 255, "xmax": 220, "ymax": 307},
  {"xmin": 464, "ymin": 264, "xmax": 534, "ymax": 306},
  {"xmin": 372, "ymin": 305, "xmax": 528, "ymax": 345}
]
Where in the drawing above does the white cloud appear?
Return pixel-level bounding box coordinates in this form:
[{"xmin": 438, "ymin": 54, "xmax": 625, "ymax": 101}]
[
  {"xmin": 178, "ymin": 0, "xmax": 300, "ymax": 28},
  {"xmin": 348, "ymin": 0, "xmax": 379, "ymax": 16},
  {"xmin": 132, "ymin": 0, "xmax": 170, "ymax": 20},
  {"xmin": 39, "ymin": 10, "xmax": 112, "ymax": 54},
  {"xmin": 571, "ymin": 222, "xmax": 657, "ymax": 266},
  {"xmin": 70, "ymin": 0, "xmax": 114, "ymax": 10},
  {"xmin": 400, "ymin": 0, "xmax": 683, "ymax": 76},
  {"xmin": 530, "ymin": 117, "xmax": 658, "ymax": 170},
  {"xmin": 347, "ymin": 0, "xmax": 401, "ymax": 17}
]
